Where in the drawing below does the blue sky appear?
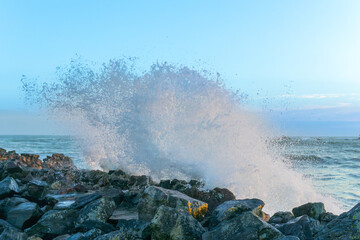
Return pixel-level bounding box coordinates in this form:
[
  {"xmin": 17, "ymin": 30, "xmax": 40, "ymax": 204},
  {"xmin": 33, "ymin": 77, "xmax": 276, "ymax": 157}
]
[{"xmin": 1, "ymin": 0, "xmax": 360, "ymax": 135}]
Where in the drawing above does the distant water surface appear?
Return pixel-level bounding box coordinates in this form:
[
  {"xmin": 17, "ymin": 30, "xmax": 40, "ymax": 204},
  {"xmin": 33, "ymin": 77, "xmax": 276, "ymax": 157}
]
[{"xmin": 0, "ymin": 135, "xmax": 359, "ymax": 211}]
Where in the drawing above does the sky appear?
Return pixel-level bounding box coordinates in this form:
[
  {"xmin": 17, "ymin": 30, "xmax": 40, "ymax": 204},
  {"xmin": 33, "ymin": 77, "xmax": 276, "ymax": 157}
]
[{"xmin": 1, "ymin": 0, "xmax": 360, "ymax": 136}]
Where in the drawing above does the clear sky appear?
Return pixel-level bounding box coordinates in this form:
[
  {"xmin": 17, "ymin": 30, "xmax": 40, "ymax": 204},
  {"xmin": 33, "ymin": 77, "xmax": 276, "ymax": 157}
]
[{"xmin": 1, "ymin": 0, "xmax": 360, "ymax": 135}]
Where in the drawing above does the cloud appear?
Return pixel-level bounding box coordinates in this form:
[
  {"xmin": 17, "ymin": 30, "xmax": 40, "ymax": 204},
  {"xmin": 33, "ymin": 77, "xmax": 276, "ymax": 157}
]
[{"xmin": 279, "ymin": 93, "xmax": 360, "ymax": 99}]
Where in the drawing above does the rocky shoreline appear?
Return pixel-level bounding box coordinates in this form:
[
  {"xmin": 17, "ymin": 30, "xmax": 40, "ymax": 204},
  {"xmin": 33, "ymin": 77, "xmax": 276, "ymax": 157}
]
[{"xmin": 0, "ymin": 148, "xmax": 358, "ymax": 240}]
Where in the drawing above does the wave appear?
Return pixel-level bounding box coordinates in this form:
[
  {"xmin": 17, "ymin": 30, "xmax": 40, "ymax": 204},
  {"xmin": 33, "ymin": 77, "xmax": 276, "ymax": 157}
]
[{"xmin": 22, "ymin": 58, "xmax": 342, "ymax": 214}]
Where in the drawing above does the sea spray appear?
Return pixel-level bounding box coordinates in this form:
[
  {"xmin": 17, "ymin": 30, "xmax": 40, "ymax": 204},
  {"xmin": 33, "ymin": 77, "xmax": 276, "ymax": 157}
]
[{"xmin": 22, "ymin": 59, "xmax": 342, "ymax": 214}]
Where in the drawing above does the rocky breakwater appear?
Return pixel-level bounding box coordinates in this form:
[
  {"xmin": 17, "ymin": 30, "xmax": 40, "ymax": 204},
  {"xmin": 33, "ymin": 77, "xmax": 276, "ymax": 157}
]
[{"xmin": 0, "ymin": 147, "xmax": 359, "ymax": 239}]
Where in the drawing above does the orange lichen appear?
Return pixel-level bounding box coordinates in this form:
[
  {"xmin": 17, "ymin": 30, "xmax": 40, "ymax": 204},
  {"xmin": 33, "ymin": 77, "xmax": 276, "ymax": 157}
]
[{"xmin": 187, "ymin": 201, "xmax": 208, "ymax": 219}]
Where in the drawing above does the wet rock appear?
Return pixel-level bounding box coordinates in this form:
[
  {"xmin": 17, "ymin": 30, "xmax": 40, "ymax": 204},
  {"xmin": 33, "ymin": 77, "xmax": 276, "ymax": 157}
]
[
  {"xmin": 3, "ymin": 160, "xmax": 23, "ymax": 174},
  {"xmin": 67, "ymin": 229, "xmax": 103, "ymax": 240},
  {"xmin": 6, "ymin": 201, "xmax": 43, "ymax": 229},
  {"xmin": 94, "ymin": 230, "xmax": 141, "ymax": 240},
  {"xmin": 0, "ymin": 219, "xmax": 27, "ymax": 240},
  {"xmin": 0, "ymin": 197, "xmax": 28, "ymax": 218},
  {"xmin": 292, "ymin": 202, "xmax": 325, "ymax": 220},
  {"xmin": 76, "ymin": 197, "xmax": 116, "ymax": 225},
  {"xmin": 25, "ymin": 209, "xmax": 79, "ymax": 239},
  {"xmin": 76, "ymin": 220, "xmax": 116, "ymax": 233},
  {"xmin": 209, "ymin": 198, "xmax": 265, "ymax": 228},
  {"xmin": 98, "ymin": 187, "xmax": 124, "ymax": 205},
  {"xmin": 0, "ymin": 176, "xmax": 19, "ymax": 199},
  {"xmin": 269, "ymin": 211, "xmax": 295, "ymax": 224},
  {"xmin": 119, "ymin": 190, "xmax": 141, "ymax": 208},
  {"xmin": 276, "ymin": 215, "xmax": 321, "ymax": 240},
  {"xmin": 73, "ymin": 184, "xmax": 87, "ymax": 193},
  {"xmin": 108, "ymin": 175, "xmax": 129, "ymax": 189},
  {"xmin": 138, "ymin": 186, "xmax": 208, "ymax": 221},
  {"xmin": 21, "ymin": 180, "xmax": 48, "ymax": 204},
  {"xmin": 43, "ymin": 154, "xmax": 75, "ymax": 170},
  {"xmin": 70, "ymin": 193, "xmax": 101, "ymax": 209},
  {"xmin": 53, "ymin": 235, "xmax": 71, "ymax": 240},
  {"xmin": 150, "ymin": 205, "xmax": 205, "ymax": 240},
  {"xmin": 128, "ymin": 175, "xmax": 149, "ymax": 188},
  {"xmin": 319, "ymin": 212, "xmax": 337, "ymax": 224},
  {"xmin": 19, "ymin": 154, "xmax": 43, "ymax": 169},
  {"xmin": 314, "ymin": 202, "xmax": 360, "ymax": 239},
  {"xmin": 203, "ymin": 211, "xmax": 283, "ymax": 240}
]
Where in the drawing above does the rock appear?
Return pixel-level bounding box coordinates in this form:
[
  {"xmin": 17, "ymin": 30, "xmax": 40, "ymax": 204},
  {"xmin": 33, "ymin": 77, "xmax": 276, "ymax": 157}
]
[
  {"xmin": 0, "ymin": 197, "xmax": 29, "ymax": 218},
  {"xmin": 43, "ymin": 154, "xmax": 75, "ymax": 170},
  {"xmin": 292, "ymin": 202, "xmax": 325, "ymax": 220},
  {"xmin": 203, "ymin": 211, "xmax": 283, "ymax": 240},
  {"xmin": 76, "ymin": 220, "xmax": 116, "ymax": 233},
  {"xmin": 73, "ymin": 184, "xmax": 87, "ymax": 193},
  {"xmin": 94, "ymin": 230, "xmax": 141, "ymax": 240},
  {"xmin": 128, "ymin": 175, "xmax": 149, "ymax": 188},
  {"xmin": 319, "ymin": 212, "xmax": 337, "ymax": 224},
  {"xmin": 138, "ymin": 186, "xmax": 208, "ymax": 221},
  {"xmin": 76, "ymin": 197, "xmax": 116, "ymax": 225},
  {"xmin": 19, "ymin": 154, "xmax": 43, "ymax": 169},
  {"xmin": 209, "ymin": 198, "xmax": 265, "ymax": 228},
  {"xmin": 67, "ymin": 229, "xmax": 103, "ymax": 240},
  {"xmin": 98, "ymin": 187, "xmax": 124, "ymax": 205},
  {"xmin": 70, "ymin": 193, "xmax": 101, "ymax": 209},
  {"xmin": 0, "ymin": 176, "xmax": 19, "ymax": 199},
  {"xmin": 0, "ymin": 219, "xmax": 27, "ymax": 240},
  {"xmin": 3, "ymin": 160, "xmax": 23, "ymax": 174},
  {"xmin": 183, "ymin": 187, "xmax": 236, "ymax": 212},
  {"xmin": 21, "ymin": 180, "xmax": 48, "ymax": 204},
  {"xmin": 150, "ymin": 205, "xmax": 205, "ymax": 240},
  {"xmin": 6, "ymin": 201, "xmax": 42, "ymax": 229},
  {"xmin": 269, "ymin": 211, "xmax": 295, "ymax": 224},
  {"xmin": 117, "ymin": 219, "xmax": 150, "ymax": 239},
  {"xmin": 314, "ymin": 202, "xmax": 360, "ymax": 239},
  {"xmin": 275, "ymin": 215, "xmax": 321, "ymax": 240},
  {"xmin": 53, "ymin": 235, "xmax": 71, "ymax": 240},
  {"xmin": 25, "ymin": 209, "xmax": 79, "ymax": 239}
]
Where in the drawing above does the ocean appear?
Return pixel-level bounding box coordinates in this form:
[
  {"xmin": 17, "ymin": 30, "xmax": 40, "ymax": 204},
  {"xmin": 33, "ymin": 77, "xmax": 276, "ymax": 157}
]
[{"xmin": 0, "ymin": 135, "xmax": 358, "ymax": 212}]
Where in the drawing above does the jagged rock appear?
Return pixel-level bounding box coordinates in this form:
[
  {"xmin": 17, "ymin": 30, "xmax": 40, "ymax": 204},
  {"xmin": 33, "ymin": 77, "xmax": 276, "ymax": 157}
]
[
  {"xmin": 76, "ymin": 197, "xmax": 116, "ymax": 225},
  {"xmin": 0, "ymin": 176, "xmax": 19, "ymax": 199},
  {"xmin": 150, "ymin": 205, "xmax": 205, "ymax": 240},
  {"xmin": 128, "ymin": 175, "xmax": 150, "ymax": 188},
  {"xmin": 98, "ymin": 187, "xmax": 124, "ymax": 205},
  {"xmin": 269, "ymin": 211, "xmax": 295, "ymax": 224},
  {"xmin": 0, "ymin": 197, "xmax": 29, "ymax": 218},
  {"xmin": 203, "ymin": 211, "xmax": 283, "ymax": 240},
  {"xmin": 3, "ymin": 160, "xmax": 23, "ymax": 174},
  {"xmin": 21, "ymin": 180, "xmax": 48, "ymax": 204},
  {"xmin": 53, "ymin": 235, "xmax": 71, "ymax": 240},
  {"xmin": 43, "ymin": 154, "xmax": 75, "ymax": 170},
  {"xmin": 25, "ymin": 209, "xmax": 79, "ymax": 239},
  {"xmin": 209, "ymin": 198, "xmax": 265, "ymax": 228},
  {"xmin": 292, "ymin": 203, "xmax": 325, "ymax": 220},
  {"xmin": 19, "ymin": 154, "xmax": 43, "ymax": 169},
  {"xmin": 319, "ymin": 212, "xmax": 337, "ymax": 224},
  {"xmin": 108, "ymin": 174, "xmax": 129, "ymax": 189},
  {"xmin": 6, "ymin": 201, "xmax": 42, "ymax": 229},
  {"xmin": 138, "ymin": 186, "xmax": 208, "ymax": 221},
  {"xmin": 76, "ymin": 220, "xmax": 116, "ymax": 233},
  {"xmin": 314, "ymin": 202, "xmax": 360, "ymax": 239},
  {"xmin": 70, "ymin": 193, "xmax": 101, "ymax": 209},
  {"xmin": 67, "ymin": 229, "xmax": 103, "ymax": 240},
  {"xmin": 275, "ymin": 215, "xmax": 321, "ymax": 240},
  {"xmin": 0, "ymin": 219, "xmax": 27, "ymax": 240},
  {"xmin": 119, "ymin": 190, "xmax": 141, "ymax": 208}
]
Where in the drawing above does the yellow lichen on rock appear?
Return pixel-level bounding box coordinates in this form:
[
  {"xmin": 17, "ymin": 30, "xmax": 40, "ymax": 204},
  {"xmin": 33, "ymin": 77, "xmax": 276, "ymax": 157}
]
[{"xmin": 187, "ymin": 201, "xmax": 208, "ymax": 219}]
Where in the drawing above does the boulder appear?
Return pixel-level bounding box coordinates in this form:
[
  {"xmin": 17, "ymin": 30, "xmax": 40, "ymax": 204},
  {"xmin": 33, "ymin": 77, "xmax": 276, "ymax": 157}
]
[
  {"xmin": 76, "ymin": 220, "xmax": 116, "ymax": 233},
  {"xmin": 6, "ymin": 201, "xmax": 43, "ymax": 229},
  {"xmin": 0, "ymin": 177, "xmax": 19, "ymax": 199},
  {"xmin": 150, "ymin": 205, "xmax": 205, "ymax": 240},
  {"xmin": 138, "ymin": 186, "xmax": 208, "ymax": 221},
  {"xmin": 70, "ymin": 193, "xmax": 101, "ymax": 209},
  {"xmin": 292, "ymin": 203, "xmax": 325, "ymax": 220},
  {"xmin": 0, "ymin": 197, "xmax": 29, "ymax": 218},
  {"xmin": 19, "ymin": 154, "xmax": 43, "ymax": 169},
  {"xmin": 203, "ymin": 211, "xmax": 283, "ymax": 240},
  {"xmin": 98, "ymin": 187, "xmax": 124, "ymax": 205},
  {"xmin": 275, "ymin": 215, "xmax": 321, "ymax": 240},
  {"xmin": 25, "ymin": 209, "xmax": 79, "ymax": 239},
  {"xmin": 269, "ymin": 211, "xmax": 295, "ymax": 224},
  {"xmin": 0, "ymin": 219, "xmax": 27, "ymax": 240},
  {"xmin": 76, "ymin": 197, "xmax": 116, "ymax": 225},
  {"xmin": 209, "ymin": 198, "xmax": 265, "ymax": 228},
  {"xmin": 116, "ymin": 219, "xmax": 150, "ymax": 239},
  {"xmin": 314, "ymin": 202, "xmax": 360, "ymax": 239},
  {"xmin": 319, "ymin": 212, "xmax": 337, "ymax": 224},
  {"xmin": 94, "ymin": 230, "xmax": 141, "ymax": 240},
  {"xmin": 21, "ymin": 180, "xmax": 48, "ymax": 204}
]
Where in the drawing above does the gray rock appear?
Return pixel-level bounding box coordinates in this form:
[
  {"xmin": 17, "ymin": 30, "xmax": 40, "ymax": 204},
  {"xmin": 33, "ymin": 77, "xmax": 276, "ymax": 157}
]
[
  {"xmin": 276, "ymin": 215, "xmax": 321, "ymax": 240},
  {"xmin": 269, "ymin": 211, "xmax": 295, "ymax": 224},
  {"xmin": 0, "ymin": 177, "xmax": 19, "ymax": 199},
  {"xmin": 70, "ymin": 193, "xmax": 101, "ymax": 209},
  {"xmin": 116, "ymin": 219, "xmax": 150, "ymax": 239},
  {"xmin": 292, "ymin": 203, "xmax": 325, "ymax": 220},
  {"xmin": 25, "ymin": 209, "xmax": 79, "ymax": 239},
  {"xmin": 150, "ymin": 205, "xmax": 205, "ymax": 240},
  {"xmin": 314, "ymin": 202, "xmax": 360, "ymax": 239},
  {"xmin": 0, "ymin": 219, "xmax": 27, "ymax": 240},
  {"xmin": 209, "ymin": 198, "xmax": 265, "ymax": 228},
  {"xmin": 21, "ymin": 180, "xmax": 48, "ymax": 204},
  {"xmin": 76, "ymin": 220, "xmax": 116, "ymax": 233},
  {"xmin": 203, "ymin": 211, "xmax": 283, "ymax": 240},
  {"xmin": 94, "ymin": 230, "xmax": 142, "ymax": 240},
  {"xmin": 53, "ymin": 235, "xmax": 71, "ymax": 240},
  {"xmin": 6, "ymin": 201, "xmax": 42, "ymax": 229},
  {"xmin": 76, "ymin": 197, "xmax": 116, "ymax": 225},
  {"xmin": 138, "ymin": 186, "xmax": 208, "ymax": 221},
  {"xmin": 319, "ymin": 212, "xmax": 337, "ymax": 224},
  {"xmin": 0, "ymin": 197, "xmax": 28, "ymax": 218}
]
